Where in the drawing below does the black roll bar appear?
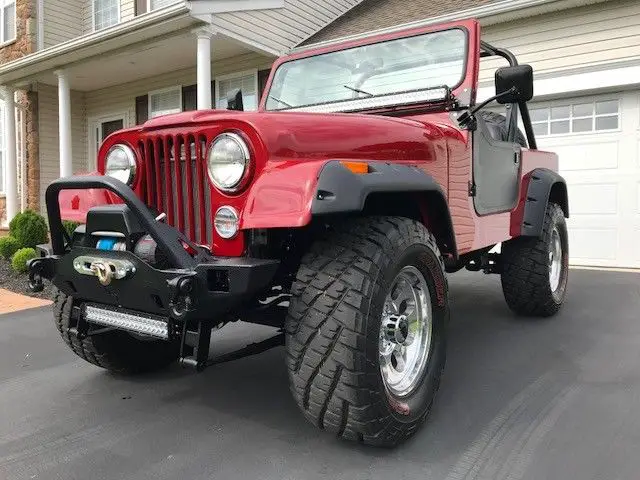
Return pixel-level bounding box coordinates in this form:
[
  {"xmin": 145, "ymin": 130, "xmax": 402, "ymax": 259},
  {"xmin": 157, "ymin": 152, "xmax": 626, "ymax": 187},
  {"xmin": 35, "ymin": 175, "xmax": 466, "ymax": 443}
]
[{"xmin": 479, "ymin": 41, "xmax": 538, "ymax": 150}]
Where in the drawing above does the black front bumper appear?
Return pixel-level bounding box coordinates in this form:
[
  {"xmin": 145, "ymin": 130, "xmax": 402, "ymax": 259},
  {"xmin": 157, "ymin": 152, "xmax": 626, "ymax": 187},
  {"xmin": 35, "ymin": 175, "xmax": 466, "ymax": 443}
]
[{"xmin": 29, "ymin": 175, "xmax": 279, "ymax": 325}]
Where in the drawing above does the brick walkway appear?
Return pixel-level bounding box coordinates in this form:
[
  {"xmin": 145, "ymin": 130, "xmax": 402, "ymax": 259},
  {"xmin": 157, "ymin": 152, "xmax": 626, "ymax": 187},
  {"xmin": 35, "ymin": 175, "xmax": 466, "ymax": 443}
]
[{"xmin": 0, "ymin": 289, "xmax": 52, "ymax": 315}]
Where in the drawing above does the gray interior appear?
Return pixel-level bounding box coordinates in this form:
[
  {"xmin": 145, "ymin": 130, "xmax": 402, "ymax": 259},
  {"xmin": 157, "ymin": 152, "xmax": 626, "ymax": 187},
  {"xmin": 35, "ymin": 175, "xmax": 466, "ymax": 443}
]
[{"xmin": 472, "ymin": 115, "xmax": 522, "ymax": 215}]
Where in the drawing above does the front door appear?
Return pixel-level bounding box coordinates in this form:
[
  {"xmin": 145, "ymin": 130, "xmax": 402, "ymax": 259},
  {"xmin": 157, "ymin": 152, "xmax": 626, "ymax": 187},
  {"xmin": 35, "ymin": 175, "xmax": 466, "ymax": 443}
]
[{"xmin": 89, "ymin": 114, "xmax": 126, "ymax": 168}]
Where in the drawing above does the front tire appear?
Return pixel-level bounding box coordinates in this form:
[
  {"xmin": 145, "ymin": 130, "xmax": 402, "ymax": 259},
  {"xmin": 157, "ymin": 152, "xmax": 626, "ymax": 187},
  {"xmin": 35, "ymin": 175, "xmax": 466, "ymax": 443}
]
[
  {"xmin": 53, "ymin": 289, "xmax": 179, "ymax": 374},
  {"xmin": 285, "ymin": 217, "xmax": 449, "ymax": 447},
  {"xmin": 500, "ymin": 202, "xmax": 569, "ymax": 316}
]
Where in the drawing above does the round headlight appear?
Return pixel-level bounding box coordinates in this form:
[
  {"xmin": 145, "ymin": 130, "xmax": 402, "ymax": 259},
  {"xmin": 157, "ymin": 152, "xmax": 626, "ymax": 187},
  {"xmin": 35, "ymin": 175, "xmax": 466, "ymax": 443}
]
[
  {"xmin": 207, "ymin": 132, "xmax": 250, "ymax": 192},
  {"xmin": 105, "ymin": 144, "xmax": 137, "ymax": 185}
]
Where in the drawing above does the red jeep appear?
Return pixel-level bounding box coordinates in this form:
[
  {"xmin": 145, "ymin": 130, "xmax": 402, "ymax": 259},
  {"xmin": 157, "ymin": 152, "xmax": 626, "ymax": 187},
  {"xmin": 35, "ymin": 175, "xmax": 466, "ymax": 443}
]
[{"xmin": 29, "ymin": 19, "xmax": 569, "ymax": 447}]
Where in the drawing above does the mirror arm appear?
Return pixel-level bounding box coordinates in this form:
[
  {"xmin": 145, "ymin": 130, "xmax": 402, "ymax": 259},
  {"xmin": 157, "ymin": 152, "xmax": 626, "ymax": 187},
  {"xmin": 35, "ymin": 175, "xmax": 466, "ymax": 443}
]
[
  {"xmin": 519, "ymin": 101, "xmax": 537, "ymax": 150},
  {"xmin": 457, "ymin": 87, "xmax": 519, "ymax": 130}
]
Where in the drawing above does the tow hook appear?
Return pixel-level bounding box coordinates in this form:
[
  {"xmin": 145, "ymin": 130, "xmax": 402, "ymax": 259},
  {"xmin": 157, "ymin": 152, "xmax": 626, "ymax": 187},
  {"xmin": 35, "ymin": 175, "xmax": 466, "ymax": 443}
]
[
  {"xmin": 168, "ymin": 275, "xmax": 198, "ymax": 320},
  {"xmin": 91, "ymin": 262, "xmax": 113, "ymax": 286}
]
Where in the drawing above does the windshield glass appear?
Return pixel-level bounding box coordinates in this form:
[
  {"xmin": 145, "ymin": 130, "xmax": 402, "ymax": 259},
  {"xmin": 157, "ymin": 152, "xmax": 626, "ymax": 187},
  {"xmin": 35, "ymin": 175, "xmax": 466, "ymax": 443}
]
[{"xmin": 265, "ymin": 28, "xmax": 466, "ymax": 112}]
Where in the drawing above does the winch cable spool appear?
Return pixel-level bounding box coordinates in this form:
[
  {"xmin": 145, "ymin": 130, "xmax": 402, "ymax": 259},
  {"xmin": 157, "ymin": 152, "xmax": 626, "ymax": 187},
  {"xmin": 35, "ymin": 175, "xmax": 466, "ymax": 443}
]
[{"xmin": 96, "ymin": 237, "xmax": 126, "ymax": 251}]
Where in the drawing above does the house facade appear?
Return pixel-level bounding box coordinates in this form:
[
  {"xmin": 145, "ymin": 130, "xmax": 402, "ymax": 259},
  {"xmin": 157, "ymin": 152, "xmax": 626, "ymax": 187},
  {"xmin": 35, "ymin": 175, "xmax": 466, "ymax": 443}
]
[
  {"xmin": 0, "ymin": 0, "xmax": 363, "ymax": 225},
  {"xmin": 1, "ymin": 0, "xmax": 639, "ymax": 269}
]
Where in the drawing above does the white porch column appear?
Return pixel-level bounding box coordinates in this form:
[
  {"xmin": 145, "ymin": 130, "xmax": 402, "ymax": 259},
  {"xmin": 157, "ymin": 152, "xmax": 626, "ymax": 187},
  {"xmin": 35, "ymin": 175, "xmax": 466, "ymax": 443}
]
[
  {"xmin": 196, "ymin": 29, "xmax": 213, "ymax": 110},
  {"xmin": 55, "ymin": 70, "xmax": 73, "ymax": 178},
  {"xmin": 2, "ymin": 86, "xmax": 17, "ymax": 222}
]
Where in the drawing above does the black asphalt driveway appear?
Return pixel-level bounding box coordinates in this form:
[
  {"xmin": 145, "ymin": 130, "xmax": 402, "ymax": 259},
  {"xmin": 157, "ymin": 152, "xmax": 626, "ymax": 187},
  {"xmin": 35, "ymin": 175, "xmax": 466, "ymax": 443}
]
[{"xmin": 1, "ymin": 269, "xmax": 639, "ymax": 480}]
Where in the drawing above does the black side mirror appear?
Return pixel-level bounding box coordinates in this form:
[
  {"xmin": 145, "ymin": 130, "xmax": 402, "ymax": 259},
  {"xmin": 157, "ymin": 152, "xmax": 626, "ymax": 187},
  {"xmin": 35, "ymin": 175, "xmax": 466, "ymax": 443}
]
[
  {"xmin": 227, "ymin": 89, "xmax": 244, "ymax": 111},
  {"xmin": 495, "ymin": 65, "xmax": 534, "ymax": 104}
]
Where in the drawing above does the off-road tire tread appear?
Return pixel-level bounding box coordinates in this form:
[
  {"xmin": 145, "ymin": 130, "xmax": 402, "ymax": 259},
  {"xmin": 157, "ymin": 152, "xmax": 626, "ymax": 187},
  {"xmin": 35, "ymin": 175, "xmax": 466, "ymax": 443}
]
[
  {"xmin": 53, "ymin": 289, "xmax": 179, "ymax": 374},
  {"xmin": 285, "ymin": 216, "xmax": 447, "ymax": 447},
  {"xmin": 501, "ymin": 203, "xmax": 566, "ymax": 317}
]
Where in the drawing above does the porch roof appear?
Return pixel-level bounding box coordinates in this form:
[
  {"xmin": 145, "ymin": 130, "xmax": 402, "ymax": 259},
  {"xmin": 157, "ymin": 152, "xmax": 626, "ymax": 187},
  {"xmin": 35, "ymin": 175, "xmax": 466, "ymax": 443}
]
[{"xmin": 0, "ymin": 0, "xmax": 290, "ymax": 92}]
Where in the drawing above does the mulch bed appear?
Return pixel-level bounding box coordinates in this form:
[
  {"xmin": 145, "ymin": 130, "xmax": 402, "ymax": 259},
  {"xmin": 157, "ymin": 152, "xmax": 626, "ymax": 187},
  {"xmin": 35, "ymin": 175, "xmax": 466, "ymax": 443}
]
[{"xmin": 0, "ymin": 259, "xmax": 55, "ymax": 300}]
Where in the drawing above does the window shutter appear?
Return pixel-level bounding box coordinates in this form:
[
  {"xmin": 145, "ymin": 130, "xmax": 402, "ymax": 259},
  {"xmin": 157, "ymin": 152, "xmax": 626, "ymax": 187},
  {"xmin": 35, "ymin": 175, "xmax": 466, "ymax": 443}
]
[
  {"xmin": 211, "ymin": 81, "xmax": 216, "ymax": 108},
  {"xmin": 135, "ymin": 0, "xmax": 147, "ymax": 15},
  {"xmin": 182, "ymin": 84, "xmax": 197, "ymax": 111},
  {"xmin": 258, "ymin": 69, "xmax": 271, "ymax": 101},
  {"xmin": 135, "ymin": 95, "xmax": 149, "ymax": 124}
]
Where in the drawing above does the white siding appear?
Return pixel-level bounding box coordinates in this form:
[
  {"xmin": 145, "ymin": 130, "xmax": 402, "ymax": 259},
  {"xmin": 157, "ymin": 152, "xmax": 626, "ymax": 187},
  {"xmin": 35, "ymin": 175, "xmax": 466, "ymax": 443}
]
[
  {"xmin": 480, "ymin": 0, "xmax": 640, "ymax": 84},
  {"xmin": 43, "ymin": 0, "xmax": 83, "ymax": 48},
  {"xmin": 212, "ymin": 0, "xmax": 363, "ymax": 54},
  {"xmin": 38, "ymin": 85, "xmax": 87, "ymax": 211},
  {"xmin": 121, "ymin": 0, "xmax": 135, "ymax": 22}
]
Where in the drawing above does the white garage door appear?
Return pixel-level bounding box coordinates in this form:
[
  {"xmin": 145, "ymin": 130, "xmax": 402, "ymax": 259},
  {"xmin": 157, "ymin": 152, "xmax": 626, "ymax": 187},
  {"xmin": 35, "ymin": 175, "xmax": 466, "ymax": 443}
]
[{"xmin": 529, "ymin": 91, "xmax": 640, "ymax": 269}]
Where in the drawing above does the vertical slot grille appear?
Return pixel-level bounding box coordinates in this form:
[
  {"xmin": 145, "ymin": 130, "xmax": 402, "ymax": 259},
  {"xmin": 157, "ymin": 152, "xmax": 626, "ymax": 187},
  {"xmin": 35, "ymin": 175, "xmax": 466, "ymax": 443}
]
[{"xmin": 140, "ymin": 134, "xmax": 213, "ymax": 245}]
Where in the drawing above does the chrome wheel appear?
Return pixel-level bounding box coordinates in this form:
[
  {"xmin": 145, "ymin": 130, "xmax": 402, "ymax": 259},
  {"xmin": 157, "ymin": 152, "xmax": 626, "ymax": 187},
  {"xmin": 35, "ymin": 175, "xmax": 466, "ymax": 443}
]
[
  {"xmin": 549, "ymin": 226, "xmax": 563, "ymax": 292},
  {"xmin": 379, "ymin": 266, "xmax": 432, "ymax": 397}
]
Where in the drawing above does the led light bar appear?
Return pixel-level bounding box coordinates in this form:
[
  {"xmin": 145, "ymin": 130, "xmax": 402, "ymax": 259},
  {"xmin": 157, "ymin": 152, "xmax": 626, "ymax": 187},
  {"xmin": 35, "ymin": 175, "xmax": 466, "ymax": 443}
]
[
  {"xmin": 288, "ymin": 87, "xmax": 449, "ymax": 114},
  {"xmin": 83, "ymin": 304, "xmax": 169, "ymax": 340}
]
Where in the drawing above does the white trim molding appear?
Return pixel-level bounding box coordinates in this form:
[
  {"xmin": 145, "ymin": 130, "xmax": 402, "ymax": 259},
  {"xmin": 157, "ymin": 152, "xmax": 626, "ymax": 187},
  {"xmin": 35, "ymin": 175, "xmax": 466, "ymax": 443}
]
[{"xmin": 186, "ymin": 0, "xmax": 283, "ymax": 15}]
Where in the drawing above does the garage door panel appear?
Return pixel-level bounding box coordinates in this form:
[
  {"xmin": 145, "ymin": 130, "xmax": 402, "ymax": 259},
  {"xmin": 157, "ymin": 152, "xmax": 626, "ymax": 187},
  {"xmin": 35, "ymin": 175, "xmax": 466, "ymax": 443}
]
[
  {"xmin": 568, "ymin": 228, "xmax": 618, "ymax": 262},
  {"xmin": 568, "ymin": 183, "xmax": 618, "ymax": 215},
  {"xmin": 553, "ymin": 142, "xmax": 619, "ymax": 171}
]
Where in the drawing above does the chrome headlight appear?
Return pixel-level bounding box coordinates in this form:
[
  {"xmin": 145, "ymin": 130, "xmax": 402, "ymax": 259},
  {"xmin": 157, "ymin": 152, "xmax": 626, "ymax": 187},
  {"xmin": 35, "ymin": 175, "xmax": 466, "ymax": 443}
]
[
  {"xmin": 105, "ymin": 144, "xmax": 136, "ymax": 185},
  {"xmin": 207, "ymin": 132, "xmax": 250, "ymax": 192}
]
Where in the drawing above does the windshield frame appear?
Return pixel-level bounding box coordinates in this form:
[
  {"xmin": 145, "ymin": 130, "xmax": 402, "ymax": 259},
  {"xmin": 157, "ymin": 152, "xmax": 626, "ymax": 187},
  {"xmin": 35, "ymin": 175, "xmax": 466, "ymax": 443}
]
[{"xmin": 261, "ymin": 23, "xmax": 473, "ymax": 114}]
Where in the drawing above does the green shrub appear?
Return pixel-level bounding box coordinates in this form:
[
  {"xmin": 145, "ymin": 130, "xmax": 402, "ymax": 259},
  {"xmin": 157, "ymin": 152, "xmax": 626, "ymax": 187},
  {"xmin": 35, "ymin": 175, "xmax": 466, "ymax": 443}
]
[
  {"xmin": 11, "ymin": 247, "xmax": 37, "ymax": 273},
  {"xmin": 8, "ymin": 210, "xmax": 48, "ymax": 248},
  {"xmin": 0, "ymin": 236, "xmax": 21, "ymax": 260},
  {"xmin": 62, "ymin": 220, "xmax": 81, "ymax": 238}
]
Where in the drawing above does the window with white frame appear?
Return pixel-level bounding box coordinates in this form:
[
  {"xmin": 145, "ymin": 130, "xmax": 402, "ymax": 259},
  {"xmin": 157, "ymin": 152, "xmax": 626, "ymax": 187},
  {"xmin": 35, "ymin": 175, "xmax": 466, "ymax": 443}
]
[
  {"xmin": 93, "ymin": 0, "xmax": 119, "ymax": 31},
  {"xmin": 529, "ymin": 99, "xmax": 620, "ymax": 137},
  {"xmin": 217, "ymin": 72, "xmax": 258, "ymax": 111},
  {"xmin": 148, "ymin": 0, "xmax": 178, "ymax": 11},
  {"xmin": 1, "ymin": 0, "xmax": 16, "ymax": 44},
  {"xmin": 149, "ymin": 87, "xmax": 182, "ymax": 118}
]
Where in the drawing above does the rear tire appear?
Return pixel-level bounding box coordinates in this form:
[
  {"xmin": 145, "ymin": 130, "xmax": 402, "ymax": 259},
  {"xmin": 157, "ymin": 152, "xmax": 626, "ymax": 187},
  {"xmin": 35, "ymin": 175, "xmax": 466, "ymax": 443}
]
[
  {"xmin": 285, "ymin": 216, "xmax": 449, "ymax": 447},
  {"xmin": 53, "ymin": 289, "xmax": 179, "ymax": 374},
  {"xmin": 500, "ymin": 203, "xmax": 569, "ymax": 316}
]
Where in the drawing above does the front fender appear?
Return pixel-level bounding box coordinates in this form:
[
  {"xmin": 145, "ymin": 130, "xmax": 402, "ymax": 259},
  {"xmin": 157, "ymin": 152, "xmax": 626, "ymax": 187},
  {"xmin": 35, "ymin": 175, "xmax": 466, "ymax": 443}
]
[
  {"xmin": 242, "ymin": 160, "xmax": 457, "ymax": 257},
  {"xmin": 510, "ymin": 168, "xmax": 569, "ymax": 238}
]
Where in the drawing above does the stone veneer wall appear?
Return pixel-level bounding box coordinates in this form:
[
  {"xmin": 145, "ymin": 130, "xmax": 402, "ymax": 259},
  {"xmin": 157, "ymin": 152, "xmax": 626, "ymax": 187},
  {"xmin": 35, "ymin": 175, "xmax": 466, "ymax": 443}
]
[{"xmin": 0, "ymin": 0, "xmax": 38, "ymax": 225}]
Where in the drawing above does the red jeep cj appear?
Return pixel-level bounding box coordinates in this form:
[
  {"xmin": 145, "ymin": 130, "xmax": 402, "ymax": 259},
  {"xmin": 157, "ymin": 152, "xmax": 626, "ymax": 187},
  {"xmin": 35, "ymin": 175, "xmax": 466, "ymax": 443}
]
[{"xmin": 29, "ymin": 19, "xmax": 569, "ymax": 447}]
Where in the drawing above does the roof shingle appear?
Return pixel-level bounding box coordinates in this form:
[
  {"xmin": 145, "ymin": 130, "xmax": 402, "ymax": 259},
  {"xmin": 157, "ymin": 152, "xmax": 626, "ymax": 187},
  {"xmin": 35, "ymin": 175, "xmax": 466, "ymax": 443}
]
[{"xmin": 301, "ymin": 0, "xmax": 500, "ymax": 46}]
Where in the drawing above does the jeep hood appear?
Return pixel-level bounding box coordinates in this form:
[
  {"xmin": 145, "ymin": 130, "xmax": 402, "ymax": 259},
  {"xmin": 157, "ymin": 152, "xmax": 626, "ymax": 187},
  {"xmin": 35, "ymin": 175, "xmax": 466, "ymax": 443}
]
[{"xmin": 138, "ymin": 110, "xmax": 451, "ymax": 164}]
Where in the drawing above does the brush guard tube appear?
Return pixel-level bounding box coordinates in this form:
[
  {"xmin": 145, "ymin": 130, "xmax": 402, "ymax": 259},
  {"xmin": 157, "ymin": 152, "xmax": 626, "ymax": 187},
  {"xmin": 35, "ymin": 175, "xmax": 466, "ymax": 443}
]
[{"xmin": 28, "ymin": 176, "xmax": 280, "ymax": 326}]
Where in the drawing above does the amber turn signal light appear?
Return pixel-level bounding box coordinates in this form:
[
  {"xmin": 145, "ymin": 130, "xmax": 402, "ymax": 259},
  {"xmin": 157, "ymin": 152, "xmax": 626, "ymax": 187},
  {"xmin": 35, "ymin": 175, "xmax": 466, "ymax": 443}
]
[{"xmin": 340, "ymin": 161, "xmax": 369, "ymax": 175}]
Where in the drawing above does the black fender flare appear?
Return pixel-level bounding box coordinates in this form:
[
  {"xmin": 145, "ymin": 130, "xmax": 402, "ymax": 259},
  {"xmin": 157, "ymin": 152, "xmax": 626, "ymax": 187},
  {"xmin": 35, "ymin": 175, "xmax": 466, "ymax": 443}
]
[
  {"xmin": 311, "ymin": 160, "xmax": 458, "ymax": 258},
  {"xmin": 520, "ymin": 168, "xmax": 569, "ymax": 237}
]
